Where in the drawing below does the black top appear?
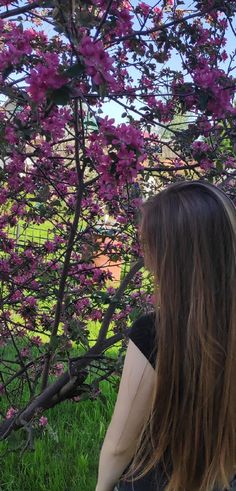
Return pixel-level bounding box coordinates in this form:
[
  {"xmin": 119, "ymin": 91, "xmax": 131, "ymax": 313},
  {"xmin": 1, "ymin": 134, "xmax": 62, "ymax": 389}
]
[
  {"xmin": 117, "ymin": 311, "xmax": 168, "ymax": 491},
  {"xmin": 127, "ymin": 311, "xmax": 158, "ymax": 370}
]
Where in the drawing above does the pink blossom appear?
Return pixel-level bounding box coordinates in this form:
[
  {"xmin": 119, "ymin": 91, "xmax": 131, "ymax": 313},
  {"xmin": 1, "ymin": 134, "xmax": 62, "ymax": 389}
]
[
  {"xmin": 116, "ymin": 215, "xmax": 127, "ymax": 224},
  {"xmin": 11, "ymin": 203, "xmax": 26, "ymax": 216},
  {"xmin": 30, "ymin": 280, "xmax": 40, "ymax": 290},
  {"xmin": 132, "ymin": 197, "xmax": 143, "ymax": 208},
  {"xmin": 0, "ymin": 259, "xmax": 10, "ymax": 273},
  {"xmin": 224, "ymin": 157, "xmax": 236, "ymax": 169},
  {"xmin": 79, "ymin": 35, "xmax": 115, "ymax": 86},
  {"xmin": 192, "ymin": 140, "xmax": 210, "ymax": 155},
  {"xmin": 41, "ymin": 107, "xmax": 71, "ymax": 143},
  {"xmin": 86, "ymin": 117, "xmax": 145, "ymax": 200},
  {"xmin": 193, "ymin": 63, "xmax": 222, "ymax": 89},
  {"xmin": 106, "ymin": 286, "xmax": 116, "ymax": 295},
  {"xmin": 75, "ymin": 297, "xmax": 91, "ymax": 312},
  {"xmin": 221, "ymin": 50, "xmax": 228, "ymax": 61},
  {"xmin": 0, "ymin": 25, "xmax": 34, "ymax": 69},
  {"xmin": 147, "ymin": 95, "xmax": 158, "ymax": 108},
  {"xmin": 31, "ymin": 336, "xmax": 42, "ymax": 347},
  {"xmin": 113, "ymin": 5, "xmax": 133, "ymax": 37},
  {"xmin": 199, "ymin": 158, "xmax": 214, "ymax": 171},
  {"xmin": 23, "ymin": 249, "xmax": 35, "ymax": 260},
  {"xmin": 25, "ymin": 296, "xmax": 37, "ymax": 308},
  {"xmin": 54, "ymin": 235, "xmax": 65, "ymax": 245},
  {"xmin": 196, "ymin": 116, "xmax": 212, "ymax": 136},
  {"xmin": 44, "ymin": 241, "xmax": 56, "ymax": 253},
  {"xmin": 6, "ymin": 407, "xmax": 18, "ymax": 419},
  {"xmin": 5, "ymin": 126, "xmax": 18, "ymax": 144},
  {"xmin": 72, "ymin": 395, "xmax": 81, "ymax": 402},
  {"xmin": 90, "ymin": 309, "xmax": 103, "ymax": 321},
  {"xmin": 11, "ymin": 290, "xmax": 23, "ymax": 302},
  {"xmin": 9, "ymin": 253, "xmax": 23, "ymax": 266},
  {"xmin": 16, "ymin": 105, "xmax": 31, "ymax": 124},
  {"xmin": 130, "ymin": 291, "xmax": 139, "ymax": 299},
  {"xmin": 39, "ymin": 416, "xmax": 48, "ymax": 427},
  {"xmin": 26, "ymin": 53, "xmax": 67, "ymax": 103},
  {"xmin": 138, "ymin": 2, "xmax": 151, "ymax": 17},
  {"xmin": 52, "ymin": 363, "xmax": 64, "ymax": 377},
  {"xmin": 92, "ymin": 268, "xmax": 104, "ymax": 282},
  {"xmin": 20, "ymin": 347, "xmax": 30, "ymax": 358},
  {"xmin": 0, "ymin": 189, "xmax": 8, "ymax": 204},
  {"xmin": 153, "ymin": 6, "xmax": 163, "ymax": 23},
  {"xmin": 112, "ymin": 123, "xmax": 144, "ymax": 149},
  {"xmin": 15, "ymin": 273, "xmax": 31, "ymax": 286}
]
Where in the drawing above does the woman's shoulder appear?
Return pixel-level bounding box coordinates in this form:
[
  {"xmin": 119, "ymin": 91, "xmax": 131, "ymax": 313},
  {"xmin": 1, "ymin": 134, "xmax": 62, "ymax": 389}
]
[
  {"xmin": 128, "ymin": 309, "xmax": 158, "ymax": 332},
  {"xmin": 127, "ymin": 309, "xmax": 158, "ymax": 369}
]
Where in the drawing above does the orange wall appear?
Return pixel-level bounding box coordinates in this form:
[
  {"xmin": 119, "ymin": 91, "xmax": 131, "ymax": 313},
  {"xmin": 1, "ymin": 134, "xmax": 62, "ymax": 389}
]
[{"xmin": 93, "ymin": 237, "xmax": 121, "ymax": 283}]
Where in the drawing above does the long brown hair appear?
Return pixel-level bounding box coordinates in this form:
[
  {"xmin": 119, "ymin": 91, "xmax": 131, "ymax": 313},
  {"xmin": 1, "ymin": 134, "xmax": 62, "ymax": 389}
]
[{"xmin": 122, "ymin": 180, "xmax": 236, "ymax": 491}]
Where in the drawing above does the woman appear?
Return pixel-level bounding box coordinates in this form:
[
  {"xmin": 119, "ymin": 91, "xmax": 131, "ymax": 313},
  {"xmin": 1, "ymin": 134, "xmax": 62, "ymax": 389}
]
[{"xmin": 95, "ymin": 180, "xmax": 236, "ymax": 491}]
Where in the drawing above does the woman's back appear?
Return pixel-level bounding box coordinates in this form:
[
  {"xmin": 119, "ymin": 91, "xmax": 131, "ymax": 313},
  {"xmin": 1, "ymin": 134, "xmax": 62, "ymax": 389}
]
[
  {"xmin": 118, "ymin": 312, "xmax": 236, "ymax": 491},
  {"xmin": 119, "ymin": 180, "xmax": 236, "ymax": 491}
]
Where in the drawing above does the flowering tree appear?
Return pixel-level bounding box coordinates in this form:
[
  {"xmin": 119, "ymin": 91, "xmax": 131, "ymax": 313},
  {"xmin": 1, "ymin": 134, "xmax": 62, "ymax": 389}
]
[{"xmin": 0, "ymin": 0, "xmax": 235, "ymax": 449}]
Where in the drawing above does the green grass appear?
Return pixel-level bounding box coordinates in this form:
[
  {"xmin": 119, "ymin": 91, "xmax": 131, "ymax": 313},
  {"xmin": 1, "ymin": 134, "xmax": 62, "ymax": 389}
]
[
  {"xmin": 0, "ymin": 338, "xmax": 120, "ymax": 491},
  {"xmin": 0, "ymin": 379, "xmax": 118, "ymax": 491}
]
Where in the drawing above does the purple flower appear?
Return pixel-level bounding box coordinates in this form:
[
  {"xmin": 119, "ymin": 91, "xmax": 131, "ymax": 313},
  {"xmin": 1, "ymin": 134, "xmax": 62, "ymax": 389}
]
[
  {"xmin": 39, "ymin": 416, "xmax": 48, "ymax": 427},
  {"xmin": 6, "ymin": 407, "xmax": 17, "ymax": 419},
  {"xmin": 0, "ymin": 384, "xmax": 5, "ymax": 394},
  {"xmin": 79, "ymin": 35, "xmax": 115, "ymax": 87}
]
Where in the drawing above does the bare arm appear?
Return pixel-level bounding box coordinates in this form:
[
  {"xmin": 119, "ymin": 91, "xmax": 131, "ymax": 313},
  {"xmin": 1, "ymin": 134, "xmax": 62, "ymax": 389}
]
[{"xmin": 95, "ymin": 339, "xmax": 156, "ymax": 491}]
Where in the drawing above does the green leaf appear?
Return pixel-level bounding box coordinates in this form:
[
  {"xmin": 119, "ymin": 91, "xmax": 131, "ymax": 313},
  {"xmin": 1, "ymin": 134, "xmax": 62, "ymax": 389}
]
[
  {"xmin": 129, "ymin": 307, "xmax": 142, "ymax": 322},
  {"xmin": 50, "ymin": 335, "xmax": 62, "ymax": 351},
  {"xmin": 65, "ymin": 62, "xmax": 84, "ymax": 78},
  {"xmin": 51, "ymin": 86, "xmax": 71, "ymax": 106},
  {"xmin": 215, "ymin": 160, "xmax": 223, "ymax": 171},
  {"xmin": 6, "ymin": 428, "xmax": 26, "ymax": 451},
  {"xmin": 45, "ymin": 423, "xmax": 59, "ymax": 443},
  {"xmin": 77, "ymin": 392, "xmax": 91, "ymax": 402},
  {"xmin": 85, "ymin": 120, "xmax": 98, "ymax": 128},
  {"xmin": 198, "ymin": 91, "xmax": 210, "ymax": 111},
  {"xmin": 98, "ymin": 83, "xmax": 108, "ymax": 98},
  {"xmin": 77, "ymin": 11, "xmax": 100, "ymax": 27},
  {"xmin": 42, "ymin": 0, "xmax": 55, "ymax": 6},
  {"xmin": 98, "ymin": 393, "xmax": 107, "ymax": 406}
]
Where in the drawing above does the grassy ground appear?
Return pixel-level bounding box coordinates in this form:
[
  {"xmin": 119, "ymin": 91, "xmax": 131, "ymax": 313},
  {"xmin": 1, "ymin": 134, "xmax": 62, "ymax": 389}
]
[
  {"xmin": 0, "ymin": 334, "xmax": 120, "ymax": 491},
  {"xmin": 0, "ymin": 377, "xmax": 117, "ymax": 491}
]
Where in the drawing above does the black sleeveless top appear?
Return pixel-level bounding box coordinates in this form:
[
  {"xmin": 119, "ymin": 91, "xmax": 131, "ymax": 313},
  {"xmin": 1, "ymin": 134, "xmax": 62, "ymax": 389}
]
[
  {"xmin": 127, "ymin": 310, "xmax": 157, "ymax": 370},
  {"xmin": 117, "ymin": 311, "xmax": 236, "ymax": 491}
]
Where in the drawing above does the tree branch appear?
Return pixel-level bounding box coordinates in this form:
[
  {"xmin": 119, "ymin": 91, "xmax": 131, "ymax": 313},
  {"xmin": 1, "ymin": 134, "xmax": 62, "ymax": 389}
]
[
  {"xmin": 0, "ymin": 2, "xmax": 42, "ymax": 20},
  {"xmin": 40, "ymin": 102, "xmax": 85, "ymax": 390}
]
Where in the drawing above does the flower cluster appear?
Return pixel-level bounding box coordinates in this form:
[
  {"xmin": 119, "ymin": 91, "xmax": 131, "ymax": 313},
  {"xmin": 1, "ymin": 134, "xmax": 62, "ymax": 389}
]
[
  {"xmin": 78, "ymin": 35, "xmax": 116, "ymax": 87},
  {"xmin": 39, "ymin": 416, "xmax": 48, "ymax": 427},
  {"xmin": 86, "ymin": 117, "xmax": 145, "ymax": 201},
  {"xmin": 192, "ymin": 140, "xmax": 214, "ymax": 170},
  {"xmin": 193, "ymin": 60, "xmax": 235, "ymax": 118},
  {"xmin": 6, "ymin": 406, "xmax": 18, "ymax": 419},
  {"xmin": 26, "ymin": 53, "xmax": 67, "ymax": 103},
  {"xmin": 192, "ymin": 141, "xmax": 210, "ymax": 154},
  {"xmin": 41, "ymin": 107, "xmax": 72, "ymax": 143}
]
